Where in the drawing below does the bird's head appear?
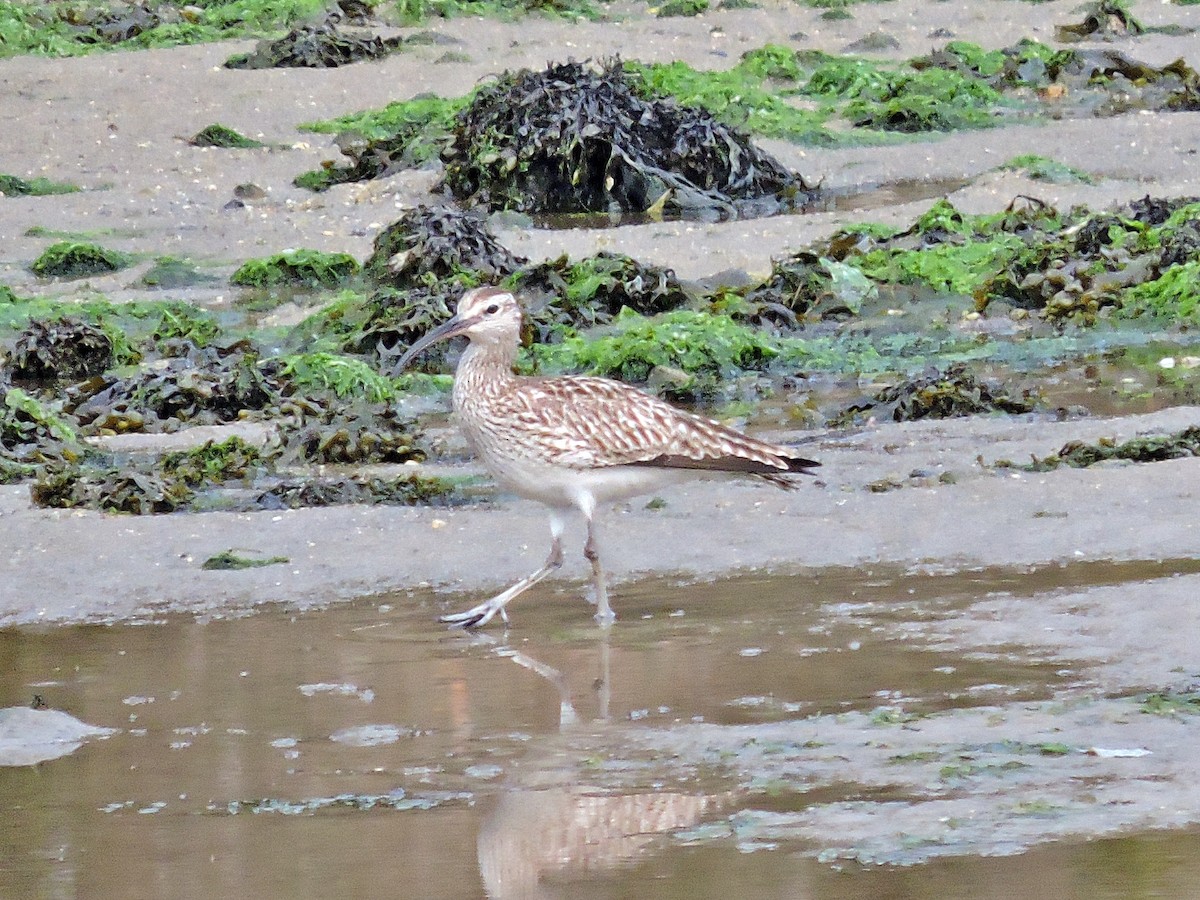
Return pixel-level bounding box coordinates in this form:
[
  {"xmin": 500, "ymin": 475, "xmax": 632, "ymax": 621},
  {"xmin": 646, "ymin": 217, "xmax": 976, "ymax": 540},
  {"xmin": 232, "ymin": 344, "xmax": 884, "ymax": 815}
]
[{"xmin": 392, "ymin": 286, "xmax": 522, "ymax": 372}]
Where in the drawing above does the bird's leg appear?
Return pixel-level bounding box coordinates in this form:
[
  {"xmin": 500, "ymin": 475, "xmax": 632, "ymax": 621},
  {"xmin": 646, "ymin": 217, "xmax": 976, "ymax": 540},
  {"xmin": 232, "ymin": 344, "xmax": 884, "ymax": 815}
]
[
  {"xmin": 440, "ymin": 515, "xmax": 565, "ymax": 629},
  {"xmin": 584, "ymin": 515, "xmax": 614, "ymax": 625}
]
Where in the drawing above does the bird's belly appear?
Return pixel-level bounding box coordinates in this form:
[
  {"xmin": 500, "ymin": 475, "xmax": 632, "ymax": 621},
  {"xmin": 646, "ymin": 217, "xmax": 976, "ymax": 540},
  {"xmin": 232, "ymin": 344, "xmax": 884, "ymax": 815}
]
[{"xmin": 483, "ymin": 453, "xmax": 690, "ymax": 510}]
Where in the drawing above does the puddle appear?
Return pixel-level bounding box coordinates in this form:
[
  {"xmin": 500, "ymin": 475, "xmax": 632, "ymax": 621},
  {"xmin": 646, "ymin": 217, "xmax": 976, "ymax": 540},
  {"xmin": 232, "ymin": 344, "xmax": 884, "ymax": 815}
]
[{"xmin": 3, "ymin": 562, "xmax": 1200, "ymax": 897}]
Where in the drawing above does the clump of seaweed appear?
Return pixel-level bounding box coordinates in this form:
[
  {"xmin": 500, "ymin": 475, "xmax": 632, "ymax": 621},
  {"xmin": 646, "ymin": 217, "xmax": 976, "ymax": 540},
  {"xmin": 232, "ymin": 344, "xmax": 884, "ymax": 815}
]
[
  {"xmin": 55, "ymin": 1, "xmax": 167, "ymax": 46},
  {"xmin": 189, "ymin": 124, "xmax": 265, "ymax": 149},
  {"xmin": 0, "ymin": 174, "xmax": 79, "ymax": 196},
  {"xmin": 832, "ymin": 365, "xmax": 1039, "ymax": 425},
  {"xmin": 441, "ymin": 59, "xmax": 814, "ymax": 221},
  {"xmin": 1, "ymin": 377, "xmax": 84, "ymax": 478},
  {"xmin": 257, "ymin": 471, "xmax": 462, "ymax": 510},
  {"xmin": 231, "ymin": 249, "xmax": 361, "ymax": 288},
  {"xmin": 5, "ymin": 316, "xmax": 114, "ymax": 386},
  {"xmin": 514, "ymin": 252, "xmax": 695, "ymax": 339},
  {"xmin": 29, "ymin": 436, "xmax": 264, "ymax": 514},
  {"xmin": 1025, "ymin": 426, "xmax": 1200, "ymax": 471},
  {"xmin": 67, "ymin": 341, "xmax": 276, "ymax": 433},
  {"xmin": 741, "ymin": 251, "xmax": 878, "ymax": 328},
  {"xmin": 225, "ymin": 10, "xmax": 405, "ymax": 69},
  {"xmin": 274, "ymin": 397, "xmax": 425, "ymax": 465},
  {"xmin": 296, "ymin": 95, "xmax": 468, "ymax": 191},
  {"xmin": 31, "ymin": 241, "xmax": 133, "ymax": 279},
  {"xmin": 140, "ymin": 256, "xmax": 221, "ymax": 290},
  {"xmin": 1057, "ymin": 0, "xmax": 1145, "ymax": 42},
  {"xmin": 201, "ymin": 550, "xmax": 289, "ymax": 570},
  {"xmin": 32, "ymin": 462, "xmax": 195, "ymax": 514},
  {"xmin": 160, "ymin": 436, "xmax": 265, "ymax": 487},
  {"xmin": 354, "ymin": 207, "xmax": 526, "ymax": 368},
  {"xmin": 363, "ymin": 205, "xmax": 525, "ymax": 288}
]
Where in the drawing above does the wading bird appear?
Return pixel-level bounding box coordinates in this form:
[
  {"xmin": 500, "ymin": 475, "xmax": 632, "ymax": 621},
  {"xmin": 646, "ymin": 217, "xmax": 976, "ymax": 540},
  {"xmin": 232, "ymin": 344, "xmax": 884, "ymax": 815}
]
[{"xmin": 395, "ymin": 286, "xmax": 819, "ymax": 628}]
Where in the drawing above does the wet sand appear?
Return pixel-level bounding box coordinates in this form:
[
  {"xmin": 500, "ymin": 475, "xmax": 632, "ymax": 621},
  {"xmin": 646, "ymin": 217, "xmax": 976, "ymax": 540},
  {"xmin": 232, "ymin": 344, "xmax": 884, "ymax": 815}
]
[{"xmin": 3, "ymin": 0, "xmax": 1200, "ymax": 894}]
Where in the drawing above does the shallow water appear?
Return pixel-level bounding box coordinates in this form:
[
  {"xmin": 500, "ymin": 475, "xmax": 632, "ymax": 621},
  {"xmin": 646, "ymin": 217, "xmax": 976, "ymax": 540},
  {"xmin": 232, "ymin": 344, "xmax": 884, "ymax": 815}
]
[{"xmin": 3, "ymin": 562, "xmax": 1200, "ymax": 899}]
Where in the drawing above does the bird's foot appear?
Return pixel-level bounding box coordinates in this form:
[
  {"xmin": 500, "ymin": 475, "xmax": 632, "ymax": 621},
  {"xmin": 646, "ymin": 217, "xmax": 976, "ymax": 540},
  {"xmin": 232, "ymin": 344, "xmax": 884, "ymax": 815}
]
[{"xmin": 440, "ymin": 597, "xmax": 510, "ymax": 629}]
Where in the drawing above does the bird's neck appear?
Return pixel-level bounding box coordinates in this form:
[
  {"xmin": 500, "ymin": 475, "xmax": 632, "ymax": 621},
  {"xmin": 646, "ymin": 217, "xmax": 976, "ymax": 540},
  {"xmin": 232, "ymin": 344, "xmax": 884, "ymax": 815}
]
[{"xmin": 454, "ymin": 338, "xmax": 518, "ymax": 405}]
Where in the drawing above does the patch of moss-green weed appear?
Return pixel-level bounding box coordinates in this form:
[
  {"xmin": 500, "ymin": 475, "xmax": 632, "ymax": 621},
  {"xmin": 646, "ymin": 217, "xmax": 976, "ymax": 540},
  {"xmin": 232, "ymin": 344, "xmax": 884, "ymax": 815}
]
[
  {"xmin": 0, "ymin": 0, "xmax": 329, "ymax": 58},
  {"xmin": 869, "ymin": 706, "xmax": 923, "ymax": 726},
  {"xmin": 394, "ymin": 0, "xmax": 606, "ymax": 24},
  {"xmin": 858, "ymin": 237, "xmax": 1027, "ymax": 295},
  {"xmin": 627, "ymin": 51, "xmax": 838, "ymax": 145},
  {"xmin": 531, "ymin": 308, "xmax": 778, "ymax": 401},
  {"xmin": 189, "ymin": 124, "xmax": 265, "ymax": 149},
  {"xmin": 30, "ymin": 241, "xmax": 133, "ymax": 279},
  {"xmin": 1116, "ymin": 260, "xmax": 1200, "ymax": 324},
  {"xmin": 161, "ymin": 436, "xmax": 264, "ymax": 487},
  {"xmin": 999, "ymin": 154, "xmax": 1095, "ymax": 184},
  {"xmin": 841, "ymin": 67, "xmax": 1001, "ymax": 132},
  {"xmin": 231, "ymin": 249, "xmax": 361, "ymax": 288},
  {"xmin": 275, "ymin": 352, "xmax": 396, "ymax": 402},
  {"xmin": 0, "ymin": 296, "xmax": 221, "ymax": 363},
  {"xmin": 297, "ymin": 95, "xmax": 470, "ymax": 189},
  {"xmin": 1140, "ymin": 690, "xmax": 1200, "ymax": 716},
  {"xmin": 0, "ymin": 173, "xmax": 80, "ymax": 196},
  {"xmin": 140, "ymin": 256, "xmax": 221, "ymax": 290},
  {"xmin": 657, "ymin": 0, "xmax": 708, "ymax": 16}
]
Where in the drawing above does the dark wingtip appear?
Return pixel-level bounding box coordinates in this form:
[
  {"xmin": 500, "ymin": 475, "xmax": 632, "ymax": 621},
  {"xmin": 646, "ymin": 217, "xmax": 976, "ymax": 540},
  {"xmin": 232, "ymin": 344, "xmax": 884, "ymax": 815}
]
[{"xmin": 785, "ymin": 455, "xmax": 821, "ymax": 474}]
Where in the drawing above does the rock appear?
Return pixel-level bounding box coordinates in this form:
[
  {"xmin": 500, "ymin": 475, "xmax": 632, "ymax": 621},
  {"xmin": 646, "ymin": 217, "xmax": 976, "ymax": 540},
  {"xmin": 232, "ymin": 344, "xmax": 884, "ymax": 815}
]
[{"xmin": 0, "ymin": 707, "xmax": 116, "ymax": 766}]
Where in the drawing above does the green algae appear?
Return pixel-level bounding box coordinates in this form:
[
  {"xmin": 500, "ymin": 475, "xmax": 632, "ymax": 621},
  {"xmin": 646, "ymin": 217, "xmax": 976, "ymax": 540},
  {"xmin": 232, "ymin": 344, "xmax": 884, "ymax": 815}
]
[
  {"xmin": 627, "ymin": 52, "xmax": 840, "ymax": 146},
  {"xmin": 231, "ymin": 249, "xmax": 361, "ymax": 288},
  {"xmin": 30, "ymin": 241, "xmax": 133, "ymax": 279},
  {"xmin": 140, "ymin": 256, "xmax": 221, "ymax": 290},
  {"xmin": 0, "ymin": 296, "xmax": 220, "ymax": 362},
  {"xmin": 656, "ymin": 0, "xmax": 708, "ymax": 16},
  {"xmin": 998, "ymin": 154, "xmax": 1095, "ymax": 184},
  {"xmin": 201, "ymin": 550, "xmax": 289, "ymax": 570},
  {"xmin": 275, "ymin": 352, "xmax": 396, "ymax": 402},
  {"xmin": 531, "ymin": 308, "xmax": 778, "ymax": 401},
  {"xmin": 161, "ymin": 436, "xmax": 265, "ymax": 487},
  {"xmin": 189, "ymin": 124, "xmax": 265, "ymax": 149},
  {"xmin": 302, "ymin": 94, "xmax": 470, "ymax": 143},
  {"xmin": 1116, "ymin": 261, "xmax": 1200, "ymax": 324},
  {"xmin": 297, "ymin": 95, "xmax": 468, "ymax": 191},
  {"xmin": 1139, "ymin": 690, "xmax": 1200, "ymax": 716},
  {"xmin": 0, "ymin": 0, "xmax": 328, "ymax": 59},
  {"xmin": 393, "ymin": 0, "xmax": 605, "ymax": 24},
  {"xmin": 0, "ymin": 173, "xmax": 79, "ymax": 196}
]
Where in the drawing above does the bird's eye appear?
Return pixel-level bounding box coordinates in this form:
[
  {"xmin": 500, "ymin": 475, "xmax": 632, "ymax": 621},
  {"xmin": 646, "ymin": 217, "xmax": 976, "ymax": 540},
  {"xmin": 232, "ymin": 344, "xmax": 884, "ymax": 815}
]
[{"xmin": 485, "ymin": 303, "xmax": 500, "ymax": 315}]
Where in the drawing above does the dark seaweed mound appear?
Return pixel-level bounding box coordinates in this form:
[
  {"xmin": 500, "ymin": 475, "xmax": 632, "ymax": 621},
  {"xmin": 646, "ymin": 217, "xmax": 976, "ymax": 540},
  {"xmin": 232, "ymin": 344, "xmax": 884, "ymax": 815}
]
[
  {"xmin": 441, "ymin": 60, "xmax": 815, "ymax": 221},
  {"xmin": 225, "ymin": 11, "xmax": 404, "ymax": 70},
  {"xmin": 834, "ymin": 365, "xmax": 1039, "ymax": 425}
]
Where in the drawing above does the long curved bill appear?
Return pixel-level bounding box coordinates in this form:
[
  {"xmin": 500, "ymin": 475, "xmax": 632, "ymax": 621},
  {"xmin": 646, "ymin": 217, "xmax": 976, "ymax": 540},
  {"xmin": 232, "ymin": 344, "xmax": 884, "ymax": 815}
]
[{"xmin": 391, "ymin": 313, "xmax": 475, "ymax": 373}]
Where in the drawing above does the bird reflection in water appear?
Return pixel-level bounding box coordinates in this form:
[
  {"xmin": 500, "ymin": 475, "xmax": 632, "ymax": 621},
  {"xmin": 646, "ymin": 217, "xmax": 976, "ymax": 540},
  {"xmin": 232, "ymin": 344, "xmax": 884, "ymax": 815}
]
[{"xmin": 466, "ymin": 632, "xmax": 726, "ymax": 900}]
